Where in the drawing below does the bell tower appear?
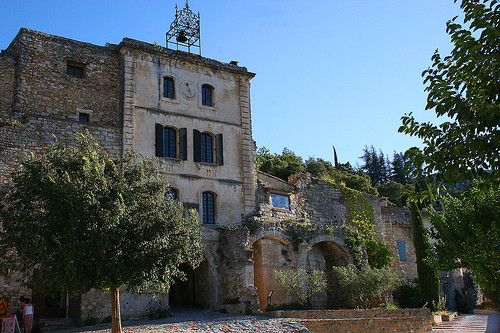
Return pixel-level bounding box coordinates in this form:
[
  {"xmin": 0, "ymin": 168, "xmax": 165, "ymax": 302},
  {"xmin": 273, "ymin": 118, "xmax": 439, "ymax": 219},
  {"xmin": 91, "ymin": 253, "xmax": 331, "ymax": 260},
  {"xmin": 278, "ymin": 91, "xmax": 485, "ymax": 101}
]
[{"xmin": 166, "ymin": 1, "xmax": 201, "ymax": 55}]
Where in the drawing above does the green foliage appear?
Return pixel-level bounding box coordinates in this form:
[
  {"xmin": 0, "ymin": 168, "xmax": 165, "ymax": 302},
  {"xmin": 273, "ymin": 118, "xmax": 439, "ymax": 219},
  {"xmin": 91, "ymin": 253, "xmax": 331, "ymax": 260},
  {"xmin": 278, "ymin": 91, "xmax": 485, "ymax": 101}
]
[
  {"xmin": 0, "ymin": 132, "xmax": 203, "ymax": 328},
  {"xmin": 376, "ymin": 181, "xmax": 415, "ymax": 207},
  {"xmin": 360, "ymin": 145, "xmax": 389, "ymax": 185},
  {"xmin": 431, "ymin": 184, "xmax": 500, "ymax": 295},
  {"xmin": 274, "ymin": 268, "xmax": 328, "ymax": 306},
  {"xmin": 344, "ymin": 228, "xmax": 365, "ymax": 268},
  {"xmin": 399, "ymin": 0, "xmax": 500, "ymax": 187},
  {"xmin": 332, "ymin": 264, "xmax": 398, "ymax": 308},
  {"xmin": 342, "ymin": 187, "xmax": 376, "ymax": 242},
  {"xmin": 410, "ymin": 202, "xmax": 440, "ymax": 310},
  {"xmin": 366, "ymin": 239, "xmax": 394, "ymax": 269},
  {"xmin": 282, "ymin": 218, "xmax": 315, "ymax": 251},
  {"xmin": 266, "ymin": 302, "xmax": 310, "ymax": 311},
  {"xmin": 257, "ymin": 147, "xmax": 305, "ymax": 181},
  {"xmin": 392, "ymin": 280, "xmax": 426, "ymax": 309}
]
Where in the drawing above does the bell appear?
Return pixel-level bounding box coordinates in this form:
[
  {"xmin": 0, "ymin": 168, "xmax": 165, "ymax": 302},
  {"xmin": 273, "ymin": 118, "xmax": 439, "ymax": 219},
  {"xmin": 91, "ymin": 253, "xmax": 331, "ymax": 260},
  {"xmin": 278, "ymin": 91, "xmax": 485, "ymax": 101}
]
[{"xmin": 176, "ymin": 30, "xmax": 188, "ymax": 43}]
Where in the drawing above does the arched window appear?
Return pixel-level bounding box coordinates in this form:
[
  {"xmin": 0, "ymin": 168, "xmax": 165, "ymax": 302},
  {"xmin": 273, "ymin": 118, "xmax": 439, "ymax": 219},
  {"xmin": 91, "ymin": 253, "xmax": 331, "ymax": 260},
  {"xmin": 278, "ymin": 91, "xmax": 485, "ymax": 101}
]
[
  {"xmin": 202, "ymin": 192, "xmax": 215, "ymax": 224},
  {"xmin": 201, "ymin": 84, "xmax": 213, "ymax": 107},
  {"xmin": 163, "ymin": 77, "xmax": 175, "ymax": 99},
  {"xmin": 155, "ymin": 124, "xmax": 187, "ymax": 160},
  {"xmin": 200, "ymin": 133, "xmax": 213, "ymax": 163}
]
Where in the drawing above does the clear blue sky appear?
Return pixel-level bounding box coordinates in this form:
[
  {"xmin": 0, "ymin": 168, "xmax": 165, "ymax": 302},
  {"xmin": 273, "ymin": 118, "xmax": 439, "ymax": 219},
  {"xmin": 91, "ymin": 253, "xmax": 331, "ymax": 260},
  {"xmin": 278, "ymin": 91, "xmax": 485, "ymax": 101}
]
[{"xmin": 1, "ymin": 0, "xmax": 462, "ymax": 168}]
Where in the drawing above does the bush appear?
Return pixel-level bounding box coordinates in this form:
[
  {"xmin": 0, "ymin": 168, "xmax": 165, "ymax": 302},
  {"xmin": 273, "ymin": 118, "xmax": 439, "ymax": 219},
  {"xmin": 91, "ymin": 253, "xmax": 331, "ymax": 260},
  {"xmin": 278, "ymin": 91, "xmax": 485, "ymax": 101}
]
[
  {"xmin": 393, "ymin": 280, "xmax": 425, "ymax": 308},
  {"xmin": 274, "ymin": 268, "xmax": 327, "ymax": 306},
  {"xmin": 366, "ymin": 239, "xmax": 394, "ymax": 268},
  {"xmin": 146, "ymin": 299, "xmax": 170, "ymax": 320},
  {"xmin": 332, "ymin": 264, "xmax": 397, "ymax": 308}
]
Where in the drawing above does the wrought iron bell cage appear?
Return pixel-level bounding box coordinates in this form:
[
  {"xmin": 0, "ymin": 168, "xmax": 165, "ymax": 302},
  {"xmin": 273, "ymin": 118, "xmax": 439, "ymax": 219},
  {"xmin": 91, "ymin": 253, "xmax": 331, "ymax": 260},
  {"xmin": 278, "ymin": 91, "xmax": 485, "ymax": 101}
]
[{"xmin": 166, "ymin": 1, "xmax": 201, "ymax": 55}]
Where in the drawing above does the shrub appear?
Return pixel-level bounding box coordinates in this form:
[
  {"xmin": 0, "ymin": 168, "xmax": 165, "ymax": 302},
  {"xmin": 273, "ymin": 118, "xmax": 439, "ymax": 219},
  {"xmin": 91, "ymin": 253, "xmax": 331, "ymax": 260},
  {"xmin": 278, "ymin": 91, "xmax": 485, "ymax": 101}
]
[
  {"xmin": 274, "ymin": 268, "xmax": 327, "ymax": 306},
  {"xmin": 146, "ymin": 299, "xmax": 170, "ymax": 320},
  {"xmin": 393, "ymin": 280, "xmax": 425, "ymax": 308},
  {"xmin": 366, "ymin": 239, "xmax": 394, "ymax": 268},
  {"xmin": 332, "ymin": 264, "xmax": 397, "ymax": 308}
]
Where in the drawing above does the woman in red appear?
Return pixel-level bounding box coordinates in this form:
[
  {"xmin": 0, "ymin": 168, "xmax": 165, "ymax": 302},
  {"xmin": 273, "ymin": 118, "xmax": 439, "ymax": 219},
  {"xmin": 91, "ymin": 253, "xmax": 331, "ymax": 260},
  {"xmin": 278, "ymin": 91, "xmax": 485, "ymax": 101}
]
[{"xmin": 20, "ymin": 296, "xmax": 33, "ymax": 333}]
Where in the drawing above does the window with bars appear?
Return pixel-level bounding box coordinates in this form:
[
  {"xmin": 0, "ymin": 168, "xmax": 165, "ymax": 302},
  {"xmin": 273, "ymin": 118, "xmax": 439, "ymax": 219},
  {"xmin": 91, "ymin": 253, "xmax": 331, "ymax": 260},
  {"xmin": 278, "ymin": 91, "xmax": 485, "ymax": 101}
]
[
  {"xmin": 201, "ymin": 84, "xmax": 213, "ymax": 107},
  {"xmin": 202, "ymin": 192, "xmax": 215, "ymax": 224},
  {"xmin": 163, "ymin": 77, "xmax": 175, "ymax": 99}
]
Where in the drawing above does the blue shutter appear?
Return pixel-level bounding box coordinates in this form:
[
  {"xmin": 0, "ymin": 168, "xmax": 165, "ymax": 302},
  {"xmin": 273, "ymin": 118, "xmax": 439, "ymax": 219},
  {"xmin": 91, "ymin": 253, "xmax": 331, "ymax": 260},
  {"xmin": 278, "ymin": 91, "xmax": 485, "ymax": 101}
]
[{"xmin": 396, "ymin": 240, "xmax": 407, "ymax": 261}]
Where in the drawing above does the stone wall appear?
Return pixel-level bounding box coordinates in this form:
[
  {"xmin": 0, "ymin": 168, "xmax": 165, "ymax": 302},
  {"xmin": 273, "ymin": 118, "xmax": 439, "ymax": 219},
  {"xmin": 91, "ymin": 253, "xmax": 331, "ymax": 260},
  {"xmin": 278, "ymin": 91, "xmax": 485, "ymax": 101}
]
[
  {"xmin": 381, "ymin": 206, "xmax": 418, "ymax": 280},
  {"xmin": 265, "ymin": 308, "xmax": 432, "ymax": 333},
  {"xmin": 0, "ymin": 54, "xmax": 15, "ymax": 116}
]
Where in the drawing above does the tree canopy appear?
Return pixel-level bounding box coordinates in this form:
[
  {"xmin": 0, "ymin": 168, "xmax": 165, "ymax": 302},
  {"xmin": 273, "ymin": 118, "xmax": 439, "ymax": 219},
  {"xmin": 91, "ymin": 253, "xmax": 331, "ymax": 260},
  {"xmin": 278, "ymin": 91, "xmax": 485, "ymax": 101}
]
[
  {"xmin": 0, "ymin": 133, "xmax": 204, "ymax": 333},
  {"xmin": 399, "ymin": 0, "xmax": 499, "ymax": 187}
]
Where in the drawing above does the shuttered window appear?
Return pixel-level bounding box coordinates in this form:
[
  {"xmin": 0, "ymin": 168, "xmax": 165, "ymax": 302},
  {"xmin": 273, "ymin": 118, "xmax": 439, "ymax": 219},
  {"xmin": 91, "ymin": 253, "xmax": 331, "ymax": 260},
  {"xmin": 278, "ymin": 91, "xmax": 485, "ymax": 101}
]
[
  {"xmin": 193, "ymin": 130, "xmax": 223, "ymax": 165},
  {"xmin": 201, "ymin": 133, "xmax": 213, "ymax": 163},
  {"xmin": 155, "ymin": 124, "xmax": 187, "ymax": 160},
  {"xmin": 396, "ymin": 240, "xmax": 407, "ymax": 261}
]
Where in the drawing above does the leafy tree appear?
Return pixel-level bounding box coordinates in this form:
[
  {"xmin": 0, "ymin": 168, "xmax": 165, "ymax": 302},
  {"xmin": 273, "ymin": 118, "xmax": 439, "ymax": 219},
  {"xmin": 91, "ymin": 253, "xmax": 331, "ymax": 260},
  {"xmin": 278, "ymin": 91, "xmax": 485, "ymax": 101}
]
[
  {"xmin": 256, "ymin": 147, "xmax": 305, "ymax": 181},
  {"xmin": 391, "ymin": 152, "xmax": 410, "ymax": 184},
  {"xmin": 376, "ymin": 181, "xmax": 415, "ymax": 207},
  {"xmin": 366, "ymin": 239, "xmax": 394, "ymax": 269},
  {"xmin": 410, "ymin": 201, "xmax": 440, "ymax": 311},
  {"xmin": 332, "ymin": 264, "xmax": 397, "ymax": 308},
  {"xmin": 274, "ymin": 268, "xmax": 327, "ymax": 307},
  {"xmin": 0, "ymin": 133, "xmax": 204, "ymax": 333},
  {"xmin": 399, "ymin": 0, "xmax": 500, "ymax": 187},
  {"xmin": 430, "ymin": 184, "xmax": 500, "ymax": 298}
]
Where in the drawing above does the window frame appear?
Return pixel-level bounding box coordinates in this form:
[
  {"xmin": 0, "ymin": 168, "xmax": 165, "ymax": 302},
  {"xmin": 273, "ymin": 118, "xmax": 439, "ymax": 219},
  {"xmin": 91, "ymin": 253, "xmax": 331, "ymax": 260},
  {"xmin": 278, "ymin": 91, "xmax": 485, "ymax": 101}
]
[
  {"xmin": 166, "ymin": 188, "xmax": 179, "ymax": 201},
  {"xmin": 201, "ymin": 84, "xmax": 214, "ymax": 107},
  {"xmin": 67, "ymin": 62, "xmax": 85, "ymax": 78},
  {"xmin": 163, "ymin": 76, "xmax": 175, "ymax": 99},
  {"xmin": 202, "ymin": 191, "xmax": 216, "ymax": 224},
  {"xmin": 271, "ymin": 192, "xmax": 291, "ymax": 210},
  {"xmin": 163, "ymin": 126, "xmax": 177, "ymax": 158},
  {"xmin": 200, "ymin": 132, "xmax": 214, "ymax": 163},
  {"xmin": 78, "ymin": 113, "xmax": 89, "ymax": 123},
  {"xmin": 155, "ymin": 124, "xmax": 187, "ymax": 160}
]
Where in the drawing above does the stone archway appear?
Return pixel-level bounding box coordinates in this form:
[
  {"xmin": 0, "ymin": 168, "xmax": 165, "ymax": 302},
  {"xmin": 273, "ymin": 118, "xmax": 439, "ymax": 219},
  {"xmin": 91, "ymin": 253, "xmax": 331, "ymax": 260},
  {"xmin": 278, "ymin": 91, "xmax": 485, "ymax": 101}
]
[
  {"xmin": 307, "ymin": 240, "xmax": 350, "ymax": 309},
  {"xmin": 252, "ymin": 236, "xmax": 296, "ymax": 311},
  {"xmin": 169, "ymin": 255, "xmax": 217, "ymax": 309}
]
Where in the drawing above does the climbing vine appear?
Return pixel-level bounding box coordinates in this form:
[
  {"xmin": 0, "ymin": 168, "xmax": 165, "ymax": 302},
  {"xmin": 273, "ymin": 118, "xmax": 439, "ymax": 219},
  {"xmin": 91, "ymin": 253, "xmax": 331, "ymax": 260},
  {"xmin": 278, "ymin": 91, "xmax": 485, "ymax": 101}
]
[{"xmin": 342, "ymin": 187, "xmax": 393, "ymax": 268}]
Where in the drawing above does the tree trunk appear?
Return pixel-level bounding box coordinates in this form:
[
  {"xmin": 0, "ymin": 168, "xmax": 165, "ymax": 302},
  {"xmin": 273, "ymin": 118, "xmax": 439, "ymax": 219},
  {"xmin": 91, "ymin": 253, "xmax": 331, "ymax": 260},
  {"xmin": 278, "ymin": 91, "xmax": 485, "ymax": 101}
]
[{"xmin": 111, "ymin": 286, "xmax": 122, "ymax": 333}]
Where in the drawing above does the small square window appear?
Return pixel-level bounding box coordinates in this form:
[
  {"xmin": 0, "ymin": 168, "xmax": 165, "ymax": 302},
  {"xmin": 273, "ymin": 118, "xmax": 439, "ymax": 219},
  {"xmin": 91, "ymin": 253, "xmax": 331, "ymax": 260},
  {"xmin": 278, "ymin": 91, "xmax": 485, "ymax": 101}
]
[
  {"xmin": 271, "ymin": 193, "xmax": 290, "ymax": 210},
  {"xmin": 79, "ymin": 113, "xmax": 89, "ymax": 123},
  {"xmin": 67, "ymin": 63, "xmax": 85, "ymax": 77}
]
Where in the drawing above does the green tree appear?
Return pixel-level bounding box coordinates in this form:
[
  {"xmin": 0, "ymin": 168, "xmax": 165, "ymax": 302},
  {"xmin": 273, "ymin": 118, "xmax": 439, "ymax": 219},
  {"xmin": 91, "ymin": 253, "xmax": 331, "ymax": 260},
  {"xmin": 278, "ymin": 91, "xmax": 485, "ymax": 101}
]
[
  {"xmin": 410, "ymin": 201, "xmax": 440, "ymax": 311},
  {"xmin": 360, "ymin": 146, "xmax": 390, "ymax": 185},
  {"xmin": 430, "ymin": 185, "xmax": 500, "ymax": 298},
  {"xmin": 332, "ymin": 264, "xmax": 397, "ymax": 308},
  {"xmin": 274, "ymin": 268, "xmax": 327, "ymax": 307},
  {"xmin": 399, "ymin": 0, "xmax": 500, "ymax": 187},
  {"xmin": 256, "ymin": 147, "xmax": 305, "ymax": 181},
  {"xmin": 376, "ymin": 181, "xmax": 415, "ymax": 207},
  {"xmin": 0, "ymin": 133, "xmax": 204, "ymax": 333}
]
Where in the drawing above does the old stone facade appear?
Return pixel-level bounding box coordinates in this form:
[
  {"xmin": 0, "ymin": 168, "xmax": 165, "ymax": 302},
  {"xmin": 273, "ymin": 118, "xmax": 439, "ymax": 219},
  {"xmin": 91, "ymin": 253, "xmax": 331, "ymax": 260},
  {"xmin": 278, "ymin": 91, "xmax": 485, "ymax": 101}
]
[{"xmin": 1, "ymin": 23, "xmax": 422, "ymax": 325}]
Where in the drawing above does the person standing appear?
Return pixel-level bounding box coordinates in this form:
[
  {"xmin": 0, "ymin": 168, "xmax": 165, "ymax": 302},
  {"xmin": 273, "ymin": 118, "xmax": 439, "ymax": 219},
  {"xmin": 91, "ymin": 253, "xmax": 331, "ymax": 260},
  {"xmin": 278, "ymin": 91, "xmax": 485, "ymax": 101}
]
[{"xmin": 20, "ymin": 296, "xmax": 33, "ymax": 333}]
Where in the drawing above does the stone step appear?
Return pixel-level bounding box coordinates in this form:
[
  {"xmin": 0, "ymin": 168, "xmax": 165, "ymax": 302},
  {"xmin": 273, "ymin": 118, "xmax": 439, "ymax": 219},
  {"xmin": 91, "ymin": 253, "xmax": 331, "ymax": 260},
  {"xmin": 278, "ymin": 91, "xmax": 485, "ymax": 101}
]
[{"xmin": 38, "ymin": 318, "xmax": 75, "ymax": 332}]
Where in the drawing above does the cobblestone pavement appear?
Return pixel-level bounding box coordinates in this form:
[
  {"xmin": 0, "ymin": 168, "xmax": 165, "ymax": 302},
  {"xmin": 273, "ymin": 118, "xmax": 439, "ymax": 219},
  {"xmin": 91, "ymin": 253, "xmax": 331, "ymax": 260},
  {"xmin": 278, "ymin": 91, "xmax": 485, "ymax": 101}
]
[
  {"xmin": 55, "ymin": 308, "xmax": 311, "ymax": 333},
  {"xmin": 432, "ymin": 310, "xmax": 500, "ymax": 333}
]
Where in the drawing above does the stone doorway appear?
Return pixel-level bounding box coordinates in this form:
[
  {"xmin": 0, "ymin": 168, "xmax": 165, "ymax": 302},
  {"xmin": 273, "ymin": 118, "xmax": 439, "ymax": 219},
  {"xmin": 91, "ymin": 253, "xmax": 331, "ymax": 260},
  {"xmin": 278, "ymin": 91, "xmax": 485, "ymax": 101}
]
[
  {"xmin": 169, "ymin": 258, "xmax": 216, "ymax": 309},
  {"xmin": 307, "ymin": 241, "xmax": 350, "ymax": 309},
  {"xmin": 252, "ymin": 236, "xmax": 296, "ymax": 311},
  {"xmin": 32, "ymin": 292, "xmax": 81, "ymax": 319}
]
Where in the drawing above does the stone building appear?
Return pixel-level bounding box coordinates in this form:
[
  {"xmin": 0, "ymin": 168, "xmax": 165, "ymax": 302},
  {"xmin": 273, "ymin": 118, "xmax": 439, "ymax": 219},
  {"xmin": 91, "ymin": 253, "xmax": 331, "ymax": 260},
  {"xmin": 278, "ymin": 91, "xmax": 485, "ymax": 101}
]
[{"xmin": 0, "ymin": 2, "xmax": 422, "ymax": 325}]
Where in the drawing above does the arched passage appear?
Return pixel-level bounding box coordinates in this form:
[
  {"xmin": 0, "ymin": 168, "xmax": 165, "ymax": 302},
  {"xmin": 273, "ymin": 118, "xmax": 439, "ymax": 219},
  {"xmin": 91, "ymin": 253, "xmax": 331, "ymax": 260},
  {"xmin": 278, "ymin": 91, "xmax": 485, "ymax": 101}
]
[
  {"xmin": 252, "ymin": 236, "xmax": 296, "ymax": 311},
  {"xmin": 307, "ymin": 241, "xmax": 350, "ymax": 309},
  {"xmin": 169, "ymin": 256, "xmax": 217, "ymax": 309}
]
